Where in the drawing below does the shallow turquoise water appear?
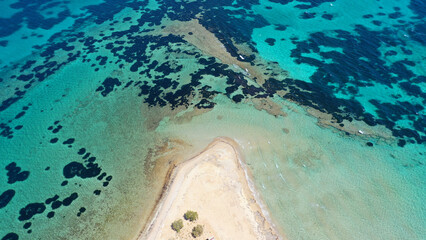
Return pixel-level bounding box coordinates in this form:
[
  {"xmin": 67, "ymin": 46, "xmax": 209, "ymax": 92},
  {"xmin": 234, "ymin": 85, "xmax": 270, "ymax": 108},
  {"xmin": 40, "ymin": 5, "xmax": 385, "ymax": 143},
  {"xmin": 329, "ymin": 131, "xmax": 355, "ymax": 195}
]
[
  {"xmin": 157, "ymin": 96, "xmax": 426, "ymax": 239},
  {"xmin": 0, "ymin": 0, "xmax": 424, "ymax": 239}
]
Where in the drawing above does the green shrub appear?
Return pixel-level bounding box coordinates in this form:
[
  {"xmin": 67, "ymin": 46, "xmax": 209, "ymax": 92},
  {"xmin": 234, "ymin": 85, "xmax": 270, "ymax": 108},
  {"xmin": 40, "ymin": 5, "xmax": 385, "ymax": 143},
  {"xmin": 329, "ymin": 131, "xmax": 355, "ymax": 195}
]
[
  {"xmin": 184, "ymin": 210, "xmax": 198, "ymax": 222},
  {"xmin": 171, "ymin": 219, "xmax": 183, "ymax": 233},
  {"xmin": 191, "ymin": 224, "xmax": 203, "ymax": 238}
]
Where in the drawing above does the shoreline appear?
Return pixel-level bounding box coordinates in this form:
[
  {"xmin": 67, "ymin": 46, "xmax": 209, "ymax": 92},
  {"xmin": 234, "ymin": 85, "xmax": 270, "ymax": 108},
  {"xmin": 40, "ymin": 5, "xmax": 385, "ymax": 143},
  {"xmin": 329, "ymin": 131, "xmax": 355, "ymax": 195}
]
[{"xmin": 138, "ymin": 137, "xmax": 283, "ymax": 240}]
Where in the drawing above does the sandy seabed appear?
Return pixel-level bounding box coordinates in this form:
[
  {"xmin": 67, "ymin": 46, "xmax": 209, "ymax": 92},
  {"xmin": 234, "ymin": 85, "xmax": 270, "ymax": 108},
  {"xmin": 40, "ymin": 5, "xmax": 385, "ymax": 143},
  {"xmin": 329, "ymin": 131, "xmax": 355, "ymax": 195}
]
[{"xmin": 139, "ymin": 137, "xmax": 283, "ymax": 240}]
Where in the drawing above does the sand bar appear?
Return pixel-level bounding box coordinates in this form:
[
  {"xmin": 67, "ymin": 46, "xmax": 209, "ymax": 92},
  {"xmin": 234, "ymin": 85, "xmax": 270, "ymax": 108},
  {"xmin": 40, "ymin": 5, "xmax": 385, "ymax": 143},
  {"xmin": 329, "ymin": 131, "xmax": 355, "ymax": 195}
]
[{"xmin": 139, "ymin": 137, "xmax": 282, "ymax": 240}]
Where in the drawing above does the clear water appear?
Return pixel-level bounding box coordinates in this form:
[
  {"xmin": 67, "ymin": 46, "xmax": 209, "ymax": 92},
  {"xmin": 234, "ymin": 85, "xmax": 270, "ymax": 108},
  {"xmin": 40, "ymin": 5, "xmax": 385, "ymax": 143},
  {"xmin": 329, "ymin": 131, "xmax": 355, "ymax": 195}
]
[{"xmin": 0, "ymin": 0, "xmax": 424, "ymax": 240}]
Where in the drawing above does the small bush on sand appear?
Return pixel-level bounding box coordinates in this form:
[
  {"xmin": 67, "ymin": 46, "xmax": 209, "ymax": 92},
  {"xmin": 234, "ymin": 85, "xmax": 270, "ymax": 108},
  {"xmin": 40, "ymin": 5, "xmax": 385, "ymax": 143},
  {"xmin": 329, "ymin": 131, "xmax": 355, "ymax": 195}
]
[
  {"xmin": 171, "ymin": 219, "xmax": 183, "ymax": 233},
  {"xmin": 191, "ymin": 224, "xmax": 203, "ymax": 238},
  {"xmin": 184, "ymin": 210, "xmax": 198, "ymax": 222}
]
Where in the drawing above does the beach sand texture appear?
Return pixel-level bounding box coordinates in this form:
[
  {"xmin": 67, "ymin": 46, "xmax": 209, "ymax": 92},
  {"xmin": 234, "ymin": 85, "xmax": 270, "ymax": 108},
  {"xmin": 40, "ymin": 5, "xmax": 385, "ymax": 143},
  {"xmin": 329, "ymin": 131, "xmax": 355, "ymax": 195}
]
[{"xmin": 140, "ymin": 138, "xmax": 281, "ymax": 240}]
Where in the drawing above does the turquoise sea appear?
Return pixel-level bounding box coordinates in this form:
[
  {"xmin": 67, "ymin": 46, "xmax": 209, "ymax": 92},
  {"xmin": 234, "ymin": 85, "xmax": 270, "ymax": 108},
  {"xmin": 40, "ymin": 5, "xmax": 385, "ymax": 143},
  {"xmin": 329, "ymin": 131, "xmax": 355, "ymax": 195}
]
[{"xmin": 0, "ymin": 0, "xmax": 425, "ymax": 239}]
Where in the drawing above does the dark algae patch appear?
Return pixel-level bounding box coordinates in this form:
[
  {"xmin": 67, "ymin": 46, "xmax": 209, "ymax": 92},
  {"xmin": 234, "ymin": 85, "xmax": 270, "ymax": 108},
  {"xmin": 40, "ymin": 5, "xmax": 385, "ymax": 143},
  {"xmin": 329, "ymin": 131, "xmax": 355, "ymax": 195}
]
[
  {"xmin": 0, "ymin": 190, "xmax": 15, "ymax": 209},
  {"xmin": 5, "ymin": 162, "xmax": 29, "ymax": 184},
  {"xmin": 96, "ymin": 77, "xmax": 122, "ymax": 97},
  {"xmin": 1, "ymin": 233, "xmax": 19, "ymax": 240},
  {"xmin": 47, "ymin": 211, "xmax": 55, "ymax": 218},
  {"xmin": 23, "ymin": 222, "xmax": 31, "ymax": 229},
  {"xmin": 265, "ymin": 38, "xmax": 276, "ymax": 46},
  {"xmin": 62, "ymin": 138, "xmax": 75, "ymax": 145},
  {"xmin": 77, "ymin": 207, "xmax": 86, "ymax": 217},
  {"xmin": 63, "ymin": 162, "xmax": 101, "ymax": 179},
  {"xmin": 18, "ymin": 203, "xmax": 46, "ymax": 221}
]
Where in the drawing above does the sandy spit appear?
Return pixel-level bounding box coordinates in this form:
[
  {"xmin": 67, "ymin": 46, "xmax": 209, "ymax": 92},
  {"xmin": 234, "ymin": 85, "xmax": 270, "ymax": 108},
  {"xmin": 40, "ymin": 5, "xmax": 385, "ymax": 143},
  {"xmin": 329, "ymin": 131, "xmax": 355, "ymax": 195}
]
[{"xmin": 138, "ymin": 137, "xmax": 283, "ymax": 240}]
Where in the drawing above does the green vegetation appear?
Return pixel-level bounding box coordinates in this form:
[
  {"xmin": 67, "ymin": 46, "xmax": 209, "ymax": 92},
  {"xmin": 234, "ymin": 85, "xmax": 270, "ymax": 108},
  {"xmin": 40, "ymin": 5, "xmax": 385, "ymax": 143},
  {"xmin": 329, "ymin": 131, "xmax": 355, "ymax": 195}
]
[
  {"xmin": 171, "ymin": 219, "xmax": 183, "ymax": 233},
  {"xmin": 191, "ymin": 225, "xmax": 203, "ymax": 238},
  {"xmin": 184, "ymin": 210, "xmax": 198, "ymax": 222}
]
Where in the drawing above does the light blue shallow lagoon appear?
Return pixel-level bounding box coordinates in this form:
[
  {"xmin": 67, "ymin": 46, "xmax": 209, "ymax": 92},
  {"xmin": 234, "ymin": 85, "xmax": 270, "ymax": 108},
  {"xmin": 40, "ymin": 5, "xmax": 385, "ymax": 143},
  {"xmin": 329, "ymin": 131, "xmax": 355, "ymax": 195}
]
[{"xmin": 0, "ymin": 0, "xmax": 424, "ymax": 239}]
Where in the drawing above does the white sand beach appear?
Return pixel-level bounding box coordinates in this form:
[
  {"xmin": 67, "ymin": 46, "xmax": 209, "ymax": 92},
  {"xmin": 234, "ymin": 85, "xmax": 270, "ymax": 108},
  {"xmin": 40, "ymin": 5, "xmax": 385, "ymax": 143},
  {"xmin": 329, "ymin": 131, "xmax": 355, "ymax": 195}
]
[{"xmin": 139, "ymin": 137, "xmax": 282, "ymax": 240}]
